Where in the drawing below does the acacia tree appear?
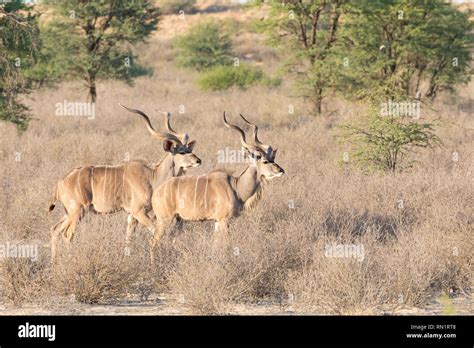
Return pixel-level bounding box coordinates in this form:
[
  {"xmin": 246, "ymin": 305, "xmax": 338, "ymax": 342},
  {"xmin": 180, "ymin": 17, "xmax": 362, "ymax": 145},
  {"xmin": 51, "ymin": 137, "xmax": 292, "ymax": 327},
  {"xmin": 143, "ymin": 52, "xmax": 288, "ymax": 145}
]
[
  {"xmin": 338, "ymin": 0, "xmax": 473, "ymax": 102},
  {"xmin": 176, "ymin": 22, "xmax": 233, "ymax": 71},
  {"xmin": 43, "ymin": 0, "xmax": 160, "ymax": 102},
  {"xmin": 0, "ymin": 1, "xmax": 39, "ymax": 130},
  {"xmin": 334, "ymin": 1, "xmax": 471, "ymax": 172},
  {"xmin": 336, "ymin": 105, "xmax": 441, "ymax": 172},
  {"xmin": 254, "ymin": 0, "xmax": 345, "ymax": 114}
]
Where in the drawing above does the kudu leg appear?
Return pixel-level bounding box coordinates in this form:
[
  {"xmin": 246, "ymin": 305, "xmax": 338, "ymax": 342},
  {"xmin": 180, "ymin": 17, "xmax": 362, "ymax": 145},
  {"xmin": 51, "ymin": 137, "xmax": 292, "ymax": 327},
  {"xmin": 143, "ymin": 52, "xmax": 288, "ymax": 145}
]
[
  {"xmin": 60, "ymin": 207, "xmax": 84, "ymax": 258},
  {"xmin": 170, "ymin": 216, "xmax": 184, "ymax": 242},
  {"xmin": 124, "ymin": 214, "xmax": 138, "ymax": 256},
  {"xmin": 149, "ymin": 216, "xmax": 173, "ymax": 265},
  {"xmin": 50, "ymin": 215, "xmax": 68, "ymax": 261},
  {"xmin": 213, "ymin": 220, "xmax": 230, "ymax": 250},
  {"xmin": 133, "ymin": 208, "xmax": 155, "ymax": 233}
]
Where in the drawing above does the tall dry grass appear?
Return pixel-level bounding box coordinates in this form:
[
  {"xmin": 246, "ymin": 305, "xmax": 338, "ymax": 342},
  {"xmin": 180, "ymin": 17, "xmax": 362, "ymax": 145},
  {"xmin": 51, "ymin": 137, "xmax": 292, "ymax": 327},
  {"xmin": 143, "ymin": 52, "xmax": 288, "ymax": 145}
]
[{"xmin": 0, "ymin": 12, "xmax": 472, "ymax": 314}]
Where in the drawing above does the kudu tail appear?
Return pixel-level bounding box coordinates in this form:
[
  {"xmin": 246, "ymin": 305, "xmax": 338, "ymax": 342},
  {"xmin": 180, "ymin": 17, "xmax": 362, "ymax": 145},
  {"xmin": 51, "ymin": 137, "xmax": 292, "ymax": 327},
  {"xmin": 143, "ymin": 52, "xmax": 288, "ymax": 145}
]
[{"xmin": 48, "ymin": 184, "xmax": 59, "ymax": 212}]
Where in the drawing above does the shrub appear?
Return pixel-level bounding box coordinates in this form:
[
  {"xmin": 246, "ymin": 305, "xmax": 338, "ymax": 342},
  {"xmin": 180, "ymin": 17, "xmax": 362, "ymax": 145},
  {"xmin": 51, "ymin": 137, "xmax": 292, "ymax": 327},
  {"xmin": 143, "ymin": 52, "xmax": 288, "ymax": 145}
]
[
  {"xmin": 168, "ymin": 245, "xmax": 248, "ymax": 314},
  {"xmin": 1, "ymin": 257, "xmax": 49, "ymax": 306},
  {"xmin": 176, "ymin": 22, "xmax": 233, "ymax": 71},
  {"xmin": 336, "ymin": 104, "xmax": 441, "ymax": 172},
  {"xmin": 197, "ymin": 64, "xmax": 267, "ymax": 91},
  {"xmin": 51, "ymin": 222, "xmax": 149, "ymax": 304},
  {"xmin": 166, "ymin": 219, "xmax": 308, "ymax": 314},
  {"xmin": 285, "ymin": 227, "xmax": 471, "ymax": 314}
]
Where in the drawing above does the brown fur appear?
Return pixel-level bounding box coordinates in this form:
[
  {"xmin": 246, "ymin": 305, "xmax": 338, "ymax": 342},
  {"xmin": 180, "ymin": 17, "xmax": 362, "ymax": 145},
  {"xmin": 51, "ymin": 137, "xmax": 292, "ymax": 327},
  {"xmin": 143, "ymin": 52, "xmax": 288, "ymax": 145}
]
[
  {"xmin": 49, "ymin": 154, "xmax": 200, "ymax": 260},
  {"xmin": 149, "ymin": 160, "xmax": 282, "ymax": 262}
]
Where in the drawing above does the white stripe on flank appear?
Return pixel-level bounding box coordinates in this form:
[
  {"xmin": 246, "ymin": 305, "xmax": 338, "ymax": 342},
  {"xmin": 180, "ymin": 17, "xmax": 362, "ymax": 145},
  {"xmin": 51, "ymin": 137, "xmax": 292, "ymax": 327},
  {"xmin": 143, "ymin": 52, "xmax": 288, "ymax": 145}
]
[
  {"xmin": 76, "ymin": 168, "xmax": 83, "ymax": 209},
  {"xmin": 122, "ymin": 166, "xmax": 125, "ymax": 203},
  {"xmin": 102, "ymin": 166, "xmax": 108, "ymax": 206},
  {"xmin": 90, "ymin": 167, "xmax": 94, "ymax": 201},
  {"xmin": 193, "ymin": 175, "xmax": 201, "ymax": 211},
  {"xmin": 113, "ymin": 166, "xmax": 117, "ymax": 202},
  {"xmin": 177, "ymin": 176, "xmax": 181, "ymax": 208},
  {"xmin": 204, "ymin": 175, "xmax": 208, "ymax": 210}
]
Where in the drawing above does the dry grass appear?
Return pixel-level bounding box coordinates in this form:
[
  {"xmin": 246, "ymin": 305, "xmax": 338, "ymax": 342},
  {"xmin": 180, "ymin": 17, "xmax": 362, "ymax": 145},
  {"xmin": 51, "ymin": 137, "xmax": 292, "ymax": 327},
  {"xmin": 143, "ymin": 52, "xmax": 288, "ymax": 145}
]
[
  {"xmin": 1, "ymin": 257, "xmax": 49, "ymax": 306},
  {"xmin": 50, "ymin": 218, "xmax": 151, "ymax": 304},
  {"xmin": 0, "ymin": 9, "xmax": 472, "ymax": 315}
]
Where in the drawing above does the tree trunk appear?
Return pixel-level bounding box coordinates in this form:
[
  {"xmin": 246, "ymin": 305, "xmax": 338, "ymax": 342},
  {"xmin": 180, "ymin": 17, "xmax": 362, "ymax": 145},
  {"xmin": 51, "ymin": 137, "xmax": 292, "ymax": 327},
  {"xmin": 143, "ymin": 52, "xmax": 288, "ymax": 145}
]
[
  {"xmin": 314, "ymin": 99, "xmax": 322, "ymax": 115},
  {"xmin": 88, "ymin": 77, "xmax": 97, "ymax": 103},
  {"xmin": 313, "ymin": 87, "xmax": 323, "ymax": 115}
]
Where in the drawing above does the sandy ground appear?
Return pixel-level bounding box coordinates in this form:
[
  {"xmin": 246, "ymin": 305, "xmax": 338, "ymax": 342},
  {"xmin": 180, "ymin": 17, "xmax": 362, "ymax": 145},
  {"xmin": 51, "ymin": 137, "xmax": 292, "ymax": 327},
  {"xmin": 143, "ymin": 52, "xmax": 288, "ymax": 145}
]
[{"xmin": 0, "ymin": 292, "xmax": 471, "ymax": 316}]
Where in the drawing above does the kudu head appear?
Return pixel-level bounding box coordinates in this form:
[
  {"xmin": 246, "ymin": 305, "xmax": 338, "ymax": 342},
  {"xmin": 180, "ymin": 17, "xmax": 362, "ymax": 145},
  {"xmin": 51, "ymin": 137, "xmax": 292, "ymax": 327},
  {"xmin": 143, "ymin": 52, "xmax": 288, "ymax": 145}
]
[
  {"xmin": 223, "ymin": 112, "xmax": 284, "ymax": 181},
  {"xmin": 120, "ymin": 104, "xmax": 201, "ymax": 170}
]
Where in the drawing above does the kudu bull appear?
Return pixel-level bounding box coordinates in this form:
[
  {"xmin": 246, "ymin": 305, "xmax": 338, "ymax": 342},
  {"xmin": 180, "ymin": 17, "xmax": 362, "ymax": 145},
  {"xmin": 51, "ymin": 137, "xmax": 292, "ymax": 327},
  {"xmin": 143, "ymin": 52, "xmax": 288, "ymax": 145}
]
[
  {"xmin": 150, "ymin": 112, "xmax": 284, "ymax": 260},
  {"xmin": 48, "ymin": 104, "xmax": 201, "ymax": 260}
]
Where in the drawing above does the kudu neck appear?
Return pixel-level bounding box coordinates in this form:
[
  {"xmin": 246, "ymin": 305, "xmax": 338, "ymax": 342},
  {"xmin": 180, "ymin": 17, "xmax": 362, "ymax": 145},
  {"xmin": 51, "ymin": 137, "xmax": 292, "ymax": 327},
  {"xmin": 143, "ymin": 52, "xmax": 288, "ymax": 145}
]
[
  {"xmin": 152, "ymin": 154, "xmax": 183, "ymax": 186},
  {"xmin": 234, "ymin": 165, "xmax": 265, "ymax": 207}
]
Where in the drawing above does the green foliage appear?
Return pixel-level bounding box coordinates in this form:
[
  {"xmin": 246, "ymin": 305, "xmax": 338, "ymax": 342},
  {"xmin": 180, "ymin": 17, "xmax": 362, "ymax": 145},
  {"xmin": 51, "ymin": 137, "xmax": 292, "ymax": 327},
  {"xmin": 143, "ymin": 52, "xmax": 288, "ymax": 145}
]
[
  {"xmin": 338, "ymin": 0, "xmax": 473, "ymax": 102},
  {"xmin": 253, "ymin": 0, "xmax": 472, "ymax": 113},
  {"xmin": 332, "ymin": 1, "xmax": 469, "ymax": 172},
  {"xmin": 25, "ymin": 23, "xmax": 80, "ymax": 87},
  {"xmin": 197, "ymin": 64, "xmax": 275, "ymax": 91},
  {"xmin": 438, "ymin": 293, "xmax": 456, "ymax": 315},
  {"xmin": 336, "ymin": 104, "xmax": 441, "ymax": 172},
  {"xmin": 253, "ymin": 0, "xmax": 345, "ymax": 114},
  {"xmin": 176, "ymin": 22, "xmax": 233, "ymax": 71},
  {"xmin": 0, "ymin": 0, "xmax": 40, "ymax": 130},
  {"xmin": 157, "ymin": 0, "xmax": 196, "ymax": 15},
  {"xmin": 177, "ymin": 21, "xmax": 275, "ymax": 91},
  {"xmin": 42, "ymin": 0, "xmax": 160, "ymax": 102}
]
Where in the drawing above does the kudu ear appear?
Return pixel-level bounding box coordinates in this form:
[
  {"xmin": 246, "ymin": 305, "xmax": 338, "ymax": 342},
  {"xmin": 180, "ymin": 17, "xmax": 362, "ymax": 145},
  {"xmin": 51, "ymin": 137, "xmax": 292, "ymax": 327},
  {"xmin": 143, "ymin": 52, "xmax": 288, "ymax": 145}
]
[
  {"xmin": 187, "ymin": 140, "xmax": 196, "ymax": 151},
  {"xmin": 163, "ymin": 139, "xmax": 174, "ymax": 153},
  {"xmin": 270, "ymin": 148, "xmax": 277, "ymax": 160}
]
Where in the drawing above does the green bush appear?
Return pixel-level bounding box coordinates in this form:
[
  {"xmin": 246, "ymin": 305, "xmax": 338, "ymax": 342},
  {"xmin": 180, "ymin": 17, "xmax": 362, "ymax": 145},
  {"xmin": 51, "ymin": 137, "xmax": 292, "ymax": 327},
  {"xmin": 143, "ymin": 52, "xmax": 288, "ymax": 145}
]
[
  {"xmin": 0, "ymin": 1, "xmax": 40, "ymax": 130},
  {"xmin": 336, "ymin": 104, "xmax": 441, "ymax": 172},
  {"xmin": 176, "ymin": 22, "xmax": 233, "ymax": 71},
  {"xmin": 197, "ymin": 64, "xmax": 269, "ymax": 91}
]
